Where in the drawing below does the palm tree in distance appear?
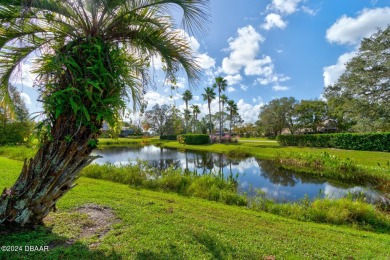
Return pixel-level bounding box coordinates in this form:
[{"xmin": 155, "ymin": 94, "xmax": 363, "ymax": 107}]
[
  {"xmin": 0, "ymin": 0, "xmax": 209, "ymax": 227},
  {"xmin": 182, "ymin": 90, "xmax": 193, "ymax": 133},
  {"xmin": 202, "ymin": 87, "xmax": 216, "ymax": 141},
  {"xmin": 220, "ymin": 94, "xmax": 228, "ymax": 135},
  {"xmin": 191, "ymin": 104, "xmax": 201, "ymax": 133},
  {"xmin": 213, "ymin": 77, "xmax": 227, "ymax": 142},
  {"xmin": 227, "ymin": 99, "xmax": 238, "ymax": 135}
]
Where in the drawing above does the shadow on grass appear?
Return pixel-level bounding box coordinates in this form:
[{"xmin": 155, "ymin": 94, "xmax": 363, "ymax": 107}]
[
  {"xmin": 135, "ymin": 231, "xmax": 237, "ymax": 260},
  {"xmin": 0, "ymin": 225, "xmax": 122, "ymax": 259}
]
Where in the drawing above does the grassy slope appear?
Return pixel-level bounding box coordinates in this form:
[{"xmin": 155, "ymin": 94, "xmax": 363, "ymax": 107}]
[{"xmin": 0, "ymin": 157, "xmax": 389, "ymax": 259}]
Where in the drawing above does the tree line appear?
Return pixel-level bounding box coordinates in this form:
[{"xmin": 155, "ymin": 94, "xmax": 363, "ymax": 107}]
[{"xmin": 142, "ymin": 76, "xmax": 242, "ymax": 139}]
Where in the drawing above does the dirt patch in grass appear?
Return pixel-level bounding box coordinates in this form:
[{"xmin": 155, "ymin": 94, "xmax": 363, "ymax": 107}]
[
  {"xmin": 76, "ymin": 204, "xmax": 118, "ymax": 240},
  {"xmin": 46, "ymin": 203, "xmax": 120, "ymax": 249}
]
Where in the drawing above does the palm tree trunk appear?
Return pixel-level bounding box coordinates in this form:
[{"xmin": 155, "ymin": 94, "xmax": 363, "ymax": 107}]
[
  {"xmin": 208, "ymin": 103, "xmax": 213, "ymax": 143},
  {"xmin": 230, "ymin": 113, "xmax": 232, "ymax": 136},
  {"xmin": 218, "ymin": 92, "xmax": 222, "ymax": 142},
  {"xmin": 0, "ymin": 114, "xmax": 101, "ymax": 227}
]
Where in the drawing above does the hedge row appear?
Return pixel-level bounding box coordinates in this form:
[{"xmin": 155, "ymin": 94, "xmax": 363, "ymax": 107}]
[
  {"xmin": 160, "ymin": 135, "xmax": 177, "ymax": 140},
  {"xmin": 0, "ymin": 122, "xmax": 31, "ymax": 145},
  {"xmin": 276, "ymin": 132, "xmax": 390, "ymax": 152},
  {"xmin": 179, "ymin": 134, "xmax": 210, "ymax": 145}
]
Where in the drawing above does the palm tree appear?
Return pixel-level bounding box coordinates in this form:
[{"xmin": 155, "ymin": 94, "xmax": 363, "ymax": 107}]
[
  {"xmin": 202, "ymin": 87, "xmax": 215, "ymax": 140},
  {"xmin": 182, "ymin": 90, "xmax": 193, "ymax": 133},
  {"xmin": 220, "ymin": 94, "xmax": 228, "ymax": 134},
  {"xmin": 0, "ymin": 0, "xmax": 208, "ymax": 227},
  {"xmin": 213, "ymin": 77, "xmax": 227, "ymax": 142},
  {"xmin": 227, "ymin": 99, "xmax": 238, "ymax": 135},
  {"xmin": 191, "ymin": 104, "xmax": 200, "ymax": 132}
]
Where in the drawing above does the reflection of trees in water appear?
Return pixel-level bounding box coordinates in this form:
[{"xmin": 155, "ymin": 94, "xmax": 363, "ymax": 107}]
[
  {"xmin": 148, "ymin": 159, "xmax": 181, "ymax": 171},
  {"xmin": 256, "ymin": 159, "xmax": 328, "ymax": 187}
]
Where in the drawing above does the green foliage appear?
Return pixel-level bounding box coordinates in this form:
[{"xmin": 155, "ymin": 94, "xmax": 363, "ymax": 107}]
[
  {"xmin": 0, "ymin": 122, "xmax": 32, "ymax": 145},
  {"xmin": 180, "ymin": 134, "xmax": 210, "ymax": 145},
  {"xmin": 257, "ymin": 97, "xmax": 298, "ymax": 136},
  {"xmin": 160, "ymin": 135, "xmax": 177, "ymax": 140},
  {"xmin": 323, "ymin": 26, "xmax": 390, "ymax": 132},
  {"xmin": 39, "ymin": 38, "xmax": 130, "ymax": 134},
  {"xmin": 2, "ymin": 157, "xmax": 390, "ymax": 259},
  {"xmin": 251, "ymin": 195, "xmax": 390, "ymax": 233},
  {"xmin": 277, "ymin": 132, "xmax": 390, "ymax": 152},
  {"xmin": 82, "ymin": 162, "xmax": 245, "ymax": 206}
]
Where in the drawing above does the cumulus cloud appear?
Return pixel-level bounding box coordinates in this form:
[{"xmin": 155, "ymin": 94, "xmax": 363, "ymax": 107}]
[
  {"xmin": 225, "ymin": 74, "xmax": 243, "ymax": 85},
  {"xmin": 10, "ymin": 62, "xmax": 36, "ymax": 88},
  {"xmin": 20, "ymin": 92, "xmax": 32, "ymax": 105},
  {"xmin": 323, "ymin": 7, "xmax": 389, "ymax": 86},
  {"xmin": 180, "ymin": 30, "xmax": 216, "ymax": 70},
  {"xmin": 240, "ymin": 84, "xmax": 248, "ymax": 91},
  {"xmin": 227, "ymin": 86, "xmax": 236, "ymax": 93},
  {"xmin": 266, "ymin": 0, "xmax": 302, "ymax": 15},
  {"xmin": 237, "ymin": 99, "xmax": 264, "ymax": 123},
  {"xmin": 255, "ymin": 73, "xmax": 290, "ymax": 86},
  {"xmin": 221, "ymin": 25, "xmax": 265, "ymax": 76},
  {"xmin": 326, "ymin": 8, "xmax": 390, "ymax": 45},
  {"xmin": 272, "ymin": 85, "xmax": 290, "ymax": 91},
  {"xmin": 262, "ymin": 13, "xmax": 287, "ymax": 30},
  {"xmin": 152, "ymin": 30, "xmax": 216, "ymax": 71},
  {"xmin": 323, "ymin": 51, "xmax": 357, "ymax": 86},
  {"xmin": 143, "ymin": 91, "xmax": 180, "ymax": 109}
]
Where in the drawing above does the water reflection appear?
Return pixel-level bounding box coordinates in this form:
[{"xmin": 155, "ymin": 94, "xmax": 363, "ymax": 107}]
[{"xmin": 92, "ymin": 146, "xmax": 388, "ymax": 205}]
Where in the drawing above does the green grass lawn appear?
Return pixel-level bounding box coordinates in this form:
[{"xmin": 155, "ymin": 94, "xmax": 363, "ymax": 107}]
[{"xmin": 1, "ymin": 157, "xmax": 389, "ymax": 259}]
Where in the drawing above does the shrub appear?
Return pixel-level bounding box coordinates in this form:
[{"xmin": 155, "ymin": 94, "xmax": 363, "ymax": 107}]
[
  {"xmin": 276, "ymin": 132, "xmax": 390, "ymax": 152},
  {"xmin": 181, "ymin": 134, "xmax": 209, "ymax": 145},
  {"xmin": 160, "ymin": 135, "xmax": 177, "ymax": 140},
  {"xmin": 0, "ymin": 122, "xmax": 32, "ymax": 145}
]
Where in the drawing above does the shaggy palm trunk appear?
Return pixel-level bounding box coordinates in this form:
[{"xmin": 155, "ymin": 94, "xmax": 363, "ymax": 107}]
[{"xmin": 0, "ymin": 114, "xmax": 101, "ymax": 226}]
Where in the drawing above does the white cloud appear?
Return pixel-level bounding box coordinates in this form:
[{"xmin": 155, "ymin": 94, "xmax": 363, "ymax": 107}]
[
  {"xmin": 252, "ymin": 96, "xmax": 263, "ymax": 103},
  {"xmin": 20, "ymin": 92, "xmax": 32, "ymax": 105},
  {"xmin": 323, "ymin": 51, "xmax": 357, "ymax": 86},
  {"xmin": 326, "ymin": 8, "xmax": 390, "ymax": 45},
  {"xmin": 227, "ymin": 86, "xmax": 236, "ymax": 93},
  {"xmin": 267, "ymin": 0, "xmax": 302, "ymax": 15},
  {"xmin": 196, "ymin": 53, "xmax": 216, "ymax": 69},
  {"xmin": 237, "ymin": 99, "xmax": 263, "ymax": 123},
  {"xmin": 221, "ymin": 25, "xmax": 265, "ymax": 75},
  {"xmin": 255, "ymin": 73, "xmax": 290, "ymax": 86},
  {"xmin": 11, "ymin": 62, "xmax": 36, "ymax": 88},
  {"xmin": 244, "ymin": 56, "xmax": 273, "ymax": 76},
  {"xmin": 144, "ymin": 91, "xmax": 180, "ymax": 109},
  {"xmin": 262, "ymin": 13, "xmax": 287, "ymax": 30},
  {"xmin": 240, "ymin": 84, "xmax": 248, "ymax": 91},
  {"xmin": 272, "ymin": 85, "xmax": 290, "ymax": 91},
  {"xmin": 180, "ymin": 30, "xmax": 216, "ymax": 70},
  {"xmin": 323, "ymin": 7, "xmax": 389, "ymax": 86},
  {"xmin": 301, "ymin": 6, "xmax": 317, "ymax": 16},
  {"xmin": 225, "ymin": 74, "xmax": 243, "ymax": 85}
]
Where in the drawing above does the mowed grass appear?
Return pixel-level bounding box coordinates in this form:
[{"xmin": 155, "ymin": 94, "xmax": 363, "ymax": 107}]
[{"xmin": 1, "ymin": 157, "xmax": 390, "ymax": 259}]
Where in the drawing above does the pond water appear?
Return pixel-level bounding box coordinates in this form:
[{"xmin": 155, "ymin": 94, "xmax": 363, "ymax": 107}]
[{"xmin": 92, "ymin": 146, "xmax": 388, "ymax": 205}]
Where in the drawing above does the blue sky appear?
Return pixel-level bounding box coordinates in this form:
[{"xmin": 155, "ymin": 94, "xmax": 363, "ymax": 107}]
[{"xmin": 15, "ymin": 0, "xmax": 390, "ymax": 123}]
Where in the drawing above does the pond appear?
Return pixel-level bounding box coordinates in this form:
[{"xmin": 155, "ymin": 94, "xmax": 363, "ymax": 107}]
[{"xmin": 92, "ymin": 146, "xmax": 388, "ymax": 205}]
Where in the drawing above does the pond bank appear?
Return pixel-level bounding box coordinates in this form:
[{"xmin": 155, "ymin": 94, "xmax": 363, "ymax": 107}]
[{"xmin": 1, "ymin": 157, "xmax": 390, "ymax": 259}]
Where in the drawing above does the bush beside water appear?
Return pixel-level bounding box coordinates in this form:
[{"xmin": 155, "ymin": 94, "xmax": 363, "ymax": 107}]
[
  {"xmin": 82, "ymin": 162, "xmax": 246, "ymax": 206},
  {"xmin": 277, "ymin": 132, "xmax": 390, "ymax": 152},
  {"xmin": 178, "ymin": 134, "xmax": 210, "ymax": 145}
]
